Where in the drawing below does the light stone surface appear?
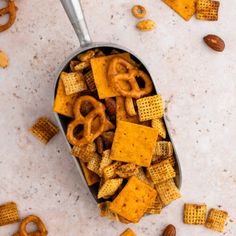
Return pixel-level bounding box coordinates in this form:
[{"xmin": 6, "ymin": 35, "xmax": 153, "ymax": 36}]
[{"xmin": 0, "ymin": 0, "xmax": 236, "ymax": 235}]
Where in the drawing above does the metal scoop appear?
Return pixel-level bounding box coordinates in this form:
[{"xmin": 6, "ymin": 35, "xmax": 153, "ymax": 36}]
[{"xmin": 53, "ymin": 0, "xmax": 182, "ymax": 202}]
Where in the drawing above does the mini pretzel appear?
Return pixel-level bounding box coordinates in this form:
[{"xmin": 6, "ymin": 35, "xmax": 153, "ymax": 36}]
[
  {"xmin": 67, "ymin": 95, "xmax": 110, "ymax": 146},
  {"xmin": 19, "ymin": 215, "xmax": 48, "ymax": 236},
  {"xmin": 108, "ymin": 57, "xmax": 153, "ymax": 99},
  {"xmin": 0, "ymin": 0, "xmax": 17, "ymax": 32},
  {"xmin": 132, "ymin": 5, "xmax": 146, "ymax": 19}
]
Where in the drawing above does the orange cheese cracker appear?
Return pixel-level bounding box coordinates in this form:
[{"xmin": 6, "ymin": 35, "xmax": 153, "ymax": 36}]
[
  {"xmin": 110, "ymin": 121, "xmax": 158, "ymax": 167},
  {"xmin": 109, "ymin": 176, "xmax": 157, "ymax": 223},
  {"xmin": 163, "ymin": 0, "xmax": 196, "ymax": 21},
  {"xmin": 120, "ymin": 228, "xmax": 136, "ymax": 236},
  {"xmin": 53, "ymin": 78, "xmax": 78, "ymax": 117},
  {"xmin": 90, "ymin": 53, "xmax": 131, "ymax": 99}
]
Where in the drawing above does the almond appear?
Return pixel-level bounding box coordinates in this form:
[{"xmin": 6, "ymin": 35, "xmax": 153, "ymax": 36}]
[
  {"xmin": 163, "ymin": 224, "xmax": 176, "ymax": 236},
  {"xmin": 203, "ymin": 34, "xmax": 225, "ymax": 52}
]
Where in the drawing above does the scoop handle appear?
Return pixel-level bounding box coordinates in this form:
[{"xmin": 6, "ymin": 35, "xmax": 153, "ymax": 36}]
[{"xmin": 60, "ymin": 0, "xmax": 91, "ymax": 47}]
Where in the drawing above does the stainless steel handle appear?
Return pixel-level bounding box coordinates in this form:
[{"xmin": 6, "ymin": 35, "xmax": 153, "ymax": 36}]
[{"xmin": 60, "ymin": 0, "xmax": 91, "ymax": 47}]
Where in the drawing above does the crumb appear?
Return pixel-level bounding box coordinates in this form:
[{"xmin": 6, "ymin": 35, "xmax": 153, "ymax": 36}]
[{"xmin": 0, "ymin": 50, "xmax": 9, "ymax": 68}]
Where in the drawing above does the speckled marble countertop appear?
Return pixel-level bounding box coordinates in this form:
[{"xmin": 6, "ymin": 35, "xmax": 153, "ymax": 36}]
[{"xmin": 0, "ymin": 0, "xmax": 236, "ymax": 235}]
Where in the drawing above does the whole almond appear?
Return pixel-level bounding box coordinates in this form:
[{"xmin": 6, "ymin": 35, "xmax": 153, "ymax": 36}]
[
  {"xmin": 203, "ymin": 34, "xmax": 225, "ymax": 52},
  {"xmin": 162, "ymin": 224, "xmax": 176, "ymax": 236}
]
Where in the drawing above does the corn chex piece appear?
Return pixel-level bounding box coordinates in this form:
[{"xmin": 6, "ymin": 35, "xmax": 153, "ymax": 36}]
[
  {"xmin": 71, "ymin": 143, "xmax": 97, "ymax": 162},
  {"xmin": 99, "ymin": 150, "xmax": 112, "ymax": 176},
  {"xmin": 79, "ymin": 160, "xmax": 100, "ymax": 186},
  {"xmin": 135, "ymin": 167, "xmax": 154, "ymax": 187},
  {"xmin": 103, "ymin": 162, "xmax": 122, "ymax": 179},
  {"xmin": 146, "ymin": 194, "xmax": 163, "ymax": 214},
  {"xmin": 166, "ymin": 156, "xmax": 175, "ymax": 167},
  {"xmin": 184, "ymin": 203, "xmax": 207, "ymax": 225},
  {"xmin": 196, "ymin": 0, "xmax": 220, "ymax": 21},
  {"xmin": 155, "ymin": 179, "xmax": 181, "ymax": 205},
  {"xmin": 163, "ymin": 0, "xmax": 196, "ymax": 21},
  {"xmin": 98, "ymin": 178, "xmax": 123, "ymax": 199},
  {"xmin": 151, "ymin": 118, "xmax": 166, "ymax": 139},
  {"xmin": 30, "ymin": 117, "xmax": 59, "ymax": 144},
  {"xmin": 116, "ymin": 163, "xmax": 138, "ymax": 178},
  {"xmin": 205, "ymin": 208, "xmax": 228, "ymax": 232},
  {"xmin": 61, "ymin": 71, "xmax": 87, "ymax": 95},
  {"xmin": 120, "ymin": 228, "xmax": 136, "ymax": 236},
  {"xmin": 84, "ymin": 70, "xmax": 97, "ymax": 92},
  {"xmin": 110, "ymin": 121, "xmax": 158, "ymax": 167},
  {"xmin": 0, "ymin": 202, "xmax": 19, "ymax": 226},
  {"xmin": 87, "ymin": 153, "xmax": 102, "ymax": 176},
  {"xmin": 147, "ymin": 160, "xmax": 176, "ymax": 184},
  {"xmin": 98, "ymin": 201, "xmax": 119, "ymax": 221},
  {"xmin": 110, "ymin": 176, "xmax": 157, "ymax": 223},
  {"xmin": 155, "ymin": 141, "xmax": 173, "ymax": 157},
  {"xmin": 137, "ymin": 95, "xmax": 164, "ymax": 122}
]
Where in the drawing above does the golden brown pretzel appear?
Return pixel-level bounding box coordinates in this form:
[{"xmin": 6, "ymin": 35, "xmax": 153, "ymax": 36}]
[
  {"xmin": 67, "ymin": 95, "xmax": 112, "ymax": 146},
  {"xmin": 18, "ymin": 215, "xmax": 48, "ymax": 236},
  {"xmin": 108, "ymin": 57, "xmax": 153, "ymax": 99},
  {"xmin": 0, "ymin": 0, "xmax": 17, "ymax": 32}
]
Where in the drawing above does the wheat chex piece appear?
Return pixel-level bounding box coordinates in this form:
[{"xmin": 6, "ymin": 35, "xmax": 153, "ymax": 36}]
[
  {"xmin": 147, "ymin": 159, "xmax": 176, "ymax": 184},
  {"xmin": 90, "ymin": 53, "xmax": 131, "ymax": 99},
  {"xmin": 99, "ymin": 150, "xmax": 113, "ymax": 176},
  {"xmin": 0, "ymin": 202, "xmax": 19, "ymax": 226},
  {"xmin": 72, "ymin": 142, "xmax": 96, "ymax": 162},
  {"xmin": 137, "ymin": 95, "xmax": 164, "ymax": 122},
  {"xmin": 184, "ymin": 203, "xmax": 207, "ymax": 225},
  {"xmin": 205, "ymin": 208, "xmax": 228, "ymax": 232},
  {"xmin": 30, "ymin": 117, "xmax": 59, "ymax": 144},
  {"xmin": 103, "ymin": 162, "xmax": 122, "ymax": 179},
  {"xmin": 61, "ymin": 71, "xmax": 87, "ymax": 95},
  {"xmin": 79, "ymin": 160, "xmax": 100, "ymax": 186},
  {"xmin": 146, "ymin": 194, "xmax": 163, "ymax": 214},
  {"xmin": 53, "ymin": 78, "xmax": 78, "ymax": 117},
  {"xmin": 155, "ymin": 179, "xmax": 181, "ymax": 205},
  {"xmin": 87, "ymin": 153, "xmax": 102, "ymax": 176},
  {"xmin": 84, "ymin": 70, "xmax": 97, "ymax": 92},
  {"xmin": 151, "ymin": 118, "xmax": 166, "ymax": 139},
  {"xmin": 163, "ymin": 0, "xmax": 196, "ymax": 21},
  {"xmin": 196, "ymin": 0, "xmax": 220, "ymax": 21},
  {"xmin": 98, "ymin": 201, "xmax": 120, "ymax": 221},
  {"xmin": 155, "ymin": 141, "xmax": 173, "ymax": 157},
  {"xmin": 120, "ymin": 228, "xmax": 136, "ymax": 236},
  {"xmin": 110, "ymin": 121, "xmax": 158, "ymax": 167},
  {"xmin": 116, "ymin": 163, "xmax": 139, "ymax": 178},
  {"xmin": 98, "ymin": 178, "xmax": 123, "ymax": 199},
  {"xmin": 109, "ymin": 176, "xmax": 157, "ymax": 223},
  {"xmin": 134, "ymin": 167, "xmax": 154, "ymax": 187}
]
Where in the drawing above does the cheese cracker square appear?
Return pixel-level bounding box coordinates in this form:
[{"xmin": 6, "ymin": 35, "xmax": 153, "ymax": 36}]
[
  {"xmin": 163, "ymin": 0, "xmax": 196, "ymax": 21},
  {"xmin": 205, "ymin": 208, "xmax": 228, "ymax": 232},
  {"xmin": 110, "ymin": 121, "xmax": 158, "ymax": 167},
  {"xmin": 120, "ymin": 228, "xmax": 136, "ymax": 236},
  {"xmin": 109, "ymin": 176, "xmax": 157, "ymax": 223},
  {"xmin": 90, "ymin": 53, "xmax": 130, "ymax": 99},
  {"xmin": 184, "ymin": 203, "xmax": 207, "ymax": 225}
]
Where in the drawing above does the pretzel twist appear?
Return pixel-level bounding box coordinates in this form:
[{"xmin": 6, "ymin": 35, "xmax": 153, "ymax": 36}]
[{"xmin": 0, "ymin": 0, "xmax": 17, "ymax": 32}]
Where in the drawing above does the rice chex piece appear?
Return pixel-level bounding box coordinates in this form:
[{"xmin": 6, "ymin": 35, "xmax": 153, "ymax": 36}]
[
  {"xmin": 146, "ymin": 194, "xmax": 163, "ymax": 214},
  {"xmin": 196, "ymin": 0, "xmax": 220, "ymax": 21},
  {"xmin": 99, "ymin": 150, "xmax": 112, "ymax": 176},
  {"xmin": 147, "ymin": 160, "xmax": 176, "ymax": 184},
  {"xmin": 103, "ymin": 162, "xmax": 122, "ymax": 179},
  {"xmin": 151, "ymin": 118, "xmax": 166, "ymax": 139},
  {"xmin": 155, "ymin": 141, "xmax": 173, "ymax": 157},
  {"xmin": 71, "ymin": 142, "xmax": 96, "ymax": 162},
  {"xmin": 116, "ymin": 163, "xmax": 139, "ymax": 178},
  {"xmin": 137, "ymin": 95, "xmax": 164, "ymax": 121},
  {"xmin": 87, "ymin": 153, "xmax": 102, "ymax": 176},
  {"xmin": 155, "ymin": 179, "xmax": 181, "ymax": 205},
  {"xmin": 205, "ymin": 208, "xmax": 228, "ymax": 232},
  {"xmin": 184, "ymin": 203, "xmax": 207, "ymax": 225},
  {"xmin": 30, "ymin": 117, "xmax": 59, "ymax": 144},
  {"xmin": 98, "ymin": 178, "xmax": 123, "ymax": 199},
  {"xmin": 0, "ymin": 202, "xmax": 19, "ymax": 226}
]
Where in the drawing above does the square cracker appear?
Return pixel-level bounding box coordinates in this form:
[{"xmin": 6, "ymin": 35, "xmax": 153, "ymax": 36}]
[
  {"xmin": 0, "ymin": 202, "xmax": 19, "ymax": 226},
  {"xmin": 196, "ymin": 0, "xmax": 220, "ymax": 21},
  {"xmin": 120, "ymin": 228, "xmax": 136, "ymax": 236},
  {"xmin": 155, "ymin": 179, "xmax": 181, "ymax": 205},
  {"xmin": 184, "ymin": 203, "xmax": 207, "ymax": 225},
  {"xmin": 90, "ymin": 53, "xmax": 130, "ymax": 99},
  {"xmin": 205, "ymin": 208, "xmax": 228, "ymax": 232},
  {"xmin": 147, "ymin": 159, "xmax": 176, "ymax": 184},
  {"xmin": 163, "ymin": 0, "xmax": 196, "ymax": 21},
  {"xmin": 110, "ymin": 121, "xmax": 158, "ymax": 167},
  {"xmin": 109, "ymin": 176, "xmax": 157, "ymax": 223},
  {"xmin": 53, "ymin": 78, "xmax": 78, "ymax": 117}
]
